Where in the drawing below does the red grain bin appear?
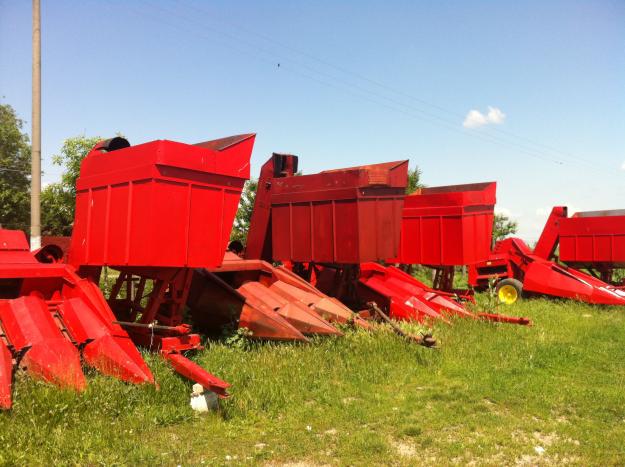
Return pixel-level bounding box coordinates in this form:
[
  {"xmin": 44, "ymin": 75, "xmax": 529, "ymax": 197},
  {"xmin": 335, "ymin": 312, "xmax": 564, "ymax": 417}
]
[
  {"xmin": 69, "ymin": 134, "xmax": 255, "ymax": 268},
  {"xmin": 396, "ymin": 182, "xmax": 496, "ymax": 266},
  {"xmin": 559, "ymin": 210, "xmax": 625, "ymax": 268},
  {"xmin": 269, "ymin": 160, "xmax": 408, "ymax": 264}
]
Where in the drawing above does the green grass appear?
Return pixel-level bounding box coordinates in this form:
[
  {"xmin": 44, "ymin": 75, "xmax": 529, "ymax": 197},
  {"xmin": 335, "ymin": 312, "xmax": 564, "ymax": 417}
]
[{"xmin": 2, "ymin": 298, "xmax": 625, "ymax": 465}]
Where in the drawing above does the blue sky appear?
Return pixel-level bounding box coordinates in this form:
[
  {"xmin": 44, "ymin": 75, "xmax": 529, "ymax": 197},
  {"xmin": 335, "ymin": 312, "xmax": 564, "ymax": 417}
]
[{"xmin": 1, "ymin": 0, "xmax": 623, "ymax": 240}]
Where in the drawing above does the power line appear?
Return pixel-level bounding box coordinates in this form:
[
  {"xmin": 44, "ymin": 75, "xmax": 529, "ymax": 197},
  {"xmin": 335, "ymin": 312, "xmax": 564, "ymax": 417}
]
[
  {"xmin": 175, "ymin": 0, "xmax": 608, "ymax": 171},
  {"xmin": 124, "ymin": 0, "xmax": 567, "ymax": 166},
  {"xmin": 99, "ymin": 0, "xmax": 616, "ymax": 176}
]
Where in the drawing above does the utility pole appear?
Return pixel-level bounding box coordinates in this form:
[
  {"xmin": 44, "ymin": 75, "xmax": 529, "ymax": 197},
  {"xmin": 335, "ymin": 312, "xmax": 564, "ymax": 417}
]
[{"xmin": 31, "ymin": 0, "xmax": 41, "ymax": 250}]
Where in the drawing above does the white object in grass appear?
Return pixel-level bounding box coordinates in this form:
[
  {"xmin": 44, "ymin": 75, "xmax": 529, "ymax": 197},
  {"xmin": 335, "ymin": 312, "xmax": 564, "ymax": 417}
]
[{"xmin": 190, "ymin": 384, "xmax": 218, "ymax": 412}]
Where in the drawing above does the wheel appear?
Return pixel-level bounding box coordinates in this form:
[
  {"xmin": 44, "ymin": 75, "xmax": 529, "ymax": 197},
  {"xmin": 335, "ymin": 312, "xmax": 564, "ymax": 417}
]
[{"xmin": 495, "ymin": 278, "xmax": 523, "ymax": 305}]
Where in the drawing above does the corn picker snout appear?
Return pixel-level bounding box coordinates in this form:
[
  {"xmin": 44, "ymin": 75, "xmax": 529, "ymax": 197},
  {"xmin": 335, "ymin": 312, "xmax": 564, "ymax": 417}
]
[
  {"xmin": 0, "ymin": 229, "xmax": 153, "ymax": 410},
  {"xmin": 186, "ymin": 252, "xmax": 351, "ymax": 342}
]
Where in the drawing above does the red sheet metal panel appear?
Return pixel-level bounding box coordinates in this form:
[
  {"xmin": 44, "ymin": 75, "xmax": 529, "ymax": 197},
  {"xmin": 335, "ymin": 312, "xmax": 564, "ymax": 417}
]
[
  {"xmin": 69, "ymin": 135, "xmax": 255, "ymax": 269},
  {"xmin": 559, "ymin": 210, "xmax": 625, "ymax": 267},
  {"xmin": 396, "ymin": 182, "xmax": 496, "ymax": 266},
  {"xmin": 0, "ymin": 339, "xmax": 11, "ymax": 409},
  {"xmin": 0, "ymin": 230, "xmax": 37, "ymax": 264},
  {"xmin": 269, "ymin": 161, "xmax": 408, "ymax": 264}
]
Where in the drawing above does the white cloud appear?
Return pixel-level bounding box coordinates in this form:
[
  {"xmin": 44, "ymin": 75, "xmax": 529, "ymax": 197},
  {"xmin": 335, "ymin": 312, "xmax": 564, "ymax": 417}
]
[
  {"xmin": 462, "ymin": 110, "xmax": 487, "ymax": 128},
  {"xmin": 486, "ymin": 106, "xmax": 505, "ymax": 124},
  {"xmin": 462, "ymin": 106, "xmax": 506, "ymax": 128},
  {"xmin": 621, "ymin": 161, "xmax": 625, "ymax": 170}
]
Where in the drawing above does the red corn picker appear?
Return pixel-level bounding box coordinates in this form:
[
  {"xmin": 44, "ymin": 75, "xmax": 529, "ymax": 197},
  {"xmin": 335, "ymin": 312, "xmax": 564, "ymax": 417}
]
[
  {"xmin": 242, "ymin": 153, "xmax": 449, "ymax": 337},
  {"xmin": 39, "ymin": 148, "xmax": 359, "ymax": 354},
  {"xmin": 187, "ymin": 154, "xmax": 375, "ymax": 341},
  {"xmin": 187, "ymin": 154, "xmax": 392, "ymax": 341},
  {"xmin": 362, "ymin": 181, "xmax": 529, "ymax": 325},
  {"xmin": 67, "ymin": 134, "xmax": 258, "ymax": 397},
  {"xmin": 245, "ymin": 153, "xmax": 407, "ymax": 309},
  {"xmin": 0, "ymin": 229, "xmax": 153, "ymax": 410},
  {"xmin": 469, "ymin": 206, "xmax": 625, "ymax": 306}
]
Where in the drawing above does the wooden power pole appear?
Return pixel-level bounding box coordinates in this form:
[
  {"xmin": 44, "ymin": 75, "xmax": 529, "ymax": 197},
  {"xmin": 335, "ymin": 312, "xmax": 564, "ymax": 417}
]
[{"xmin": 31, "ymin": 0, "xmax": 41, "ymax": 250}]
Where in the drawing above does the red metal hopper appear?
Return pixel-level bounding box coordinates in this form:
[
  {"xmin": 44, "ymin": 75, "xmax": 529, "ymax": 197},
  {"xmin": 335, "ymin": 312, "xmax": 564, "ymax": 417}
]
[
  {"xmin": 397, "ymin": 182, "xmax": 496, "ymax": 265},
  {"xmin": 246, "ymin": 153, "xmax": 408, "ymax": 264},
  {"xmin": 559, "ymin": 209, "xmax": 625, "ymax": 284}
]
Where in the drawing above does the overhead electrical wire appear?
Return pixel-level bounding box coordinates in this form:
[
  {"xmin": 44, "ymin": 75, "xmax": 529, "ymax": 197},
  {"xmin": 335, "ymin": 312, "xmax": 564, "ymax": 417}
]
[
  {"xmin": 122, "ymin": 0, "xmax": 568, "ymax": 166},
  {"xmin": 182, "ymin": 1, "xmax": 615, "ymax": 173},
  {"xmin": 173, "ymin": 0, "xmax": 609, "ymax": 171},
  {"xmin": 97, "ymin": 0, "xmax": 615, "ymax": 176},
  {"xmin": 182, "ymin": 0, "xmax": 599, "ymax": 169}
]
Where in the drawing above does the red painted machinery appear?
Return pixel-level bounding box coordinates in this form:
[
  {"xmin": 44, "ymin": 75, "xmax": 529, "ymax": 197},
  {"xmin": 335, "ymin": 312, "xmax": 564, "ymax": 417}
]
[
  {"xmin": 357, "ymin": 262, "xmax": 473, "ymax": 323},
  {"xmin": 0, "ymin": 229, "xmax": 153, "ymax": 409},
  {"xmin": 41, "ymin": 236, "xmax": 71, "ymax": 262},
  {"xmin": 246, "ymin": 153, "xmax": 407, "ymax": 266},
  {"xmin": 33, "ymin": 241, "xmax": 357, "ymax": 345},
  {"xmin": 68, "ymin": 134, "xmax": 257, "ymax": 397},
  {"xmin": 469, "ymin": 207, "xmax": 625, "ymax": 306},
  {"xmin": 187, "ymin": 251, "xmax": 359, "ymax": 342},
  {"xmin": 245, "ymin": 153, "xmax": 409, "ymax": 312},
  {"xmin": 556, "ymin": 208, "xmax": 625, "ymax": 285},
  {"xmin": 356, "ymin": 262, "xmax": 530, "ymax": 325},
  {"xmin": 361, "ymin": 181, "xmax": 528, "ymax": 325},
  {"xmin": 394, "ymin": 182, "xmax": 496, "ymax": 292},
  {"xmin": 35, "ymin": 147, "xmax": 364, "ymax": 374},
  {"xmin": 181, "ymin": 151, "xmax": 388, "ymax": 341},
  {"xmin": 241, "ymin": 153, "xmax": 515, "ymax": 327}
]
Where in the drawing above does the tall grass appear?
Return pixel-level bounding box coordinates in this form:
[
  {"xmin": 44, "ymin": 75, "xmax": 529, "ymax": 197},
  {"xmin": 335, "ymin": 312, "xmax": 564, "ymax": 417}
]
[{"xmin": 1, "ymin": 298, "xmax": 624, "ymax": 465}]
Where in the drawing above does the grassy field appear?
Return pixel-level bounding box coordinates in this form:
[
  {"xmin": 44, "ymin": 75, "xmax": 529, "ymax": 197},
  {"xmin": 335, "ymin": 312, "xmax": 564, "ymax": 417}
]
[{"xmin": 1, "ymin": 298, "xmax": 624, "ymax": 465}]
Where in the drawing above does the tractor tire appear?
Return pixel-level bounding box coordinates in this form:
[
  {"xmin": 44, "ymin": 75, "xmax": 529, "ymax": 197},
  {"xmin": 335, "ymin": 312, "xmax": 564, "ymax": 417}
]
[{"xmin": 495, "ymin": 278, "xmax": 523, "ymax": 305}]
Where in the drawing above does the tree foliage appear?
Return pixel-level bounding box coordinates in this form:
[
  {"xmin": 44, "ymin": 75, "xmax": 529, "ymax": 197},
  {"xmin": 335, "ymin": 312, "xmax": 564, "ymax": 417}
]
[
  {"xmin": 41, "ymin": 183, "xmax": 76, "ymax": 236},
  {"xmin": 0, "ymin": 104, "xmax": 31, "ymax": 231},
  {"xmin": 41, "ymin": 135, "xmax": 101, "ymax": 235},
  {"xmin": 406, "ymin": 166, "xmax": 423, "ymax": 194},
  {"xmin": 230, "ymin": 178, "xmax": 258, "ymax": 243},
  {"xmin": 492, "ymin": 213, "xmax": 518, "ymax": 242},
  {"xmin": 53, "ymin": 135, "xmax": 101, "ymax": 198}
]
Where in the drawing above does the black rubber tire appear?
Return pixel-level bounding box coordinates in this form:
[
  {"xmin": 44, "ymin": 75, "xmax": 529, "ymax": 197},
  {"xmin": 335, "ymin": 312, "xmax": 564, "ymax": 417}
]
[{"xmin": 495, "ymin": 278, "xmax": 524, "ymax": 304}]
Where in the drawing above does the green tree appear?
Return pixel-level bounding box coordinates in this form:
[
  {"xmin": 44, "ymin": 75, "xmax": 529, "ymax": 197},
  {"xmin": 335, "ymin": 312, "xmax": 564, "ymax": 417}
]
[
  {"xmin": 41, "ymin": 183, "xmax": 76, "ymax": 236},
  {"xmin": 230, "ymin": 178, "xmax": 258, "ymax": 243},
  {"xmin": 492, "ymin": 213, "xmax": 518, "ymax": 242},
  {"xmin": 406, "ymin": 166, "xmax": 423, "ymax": 194},
  {"xmin": 52, "ymin": 135, "xmax": 101, "ymax": 198},
  {"xmin": 41, "ymin": 135, "xmax": 101, "ymax": 235},
  {"xmin": 0, "ymin": 104, "xmax": 31, "ymax": 231}
]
